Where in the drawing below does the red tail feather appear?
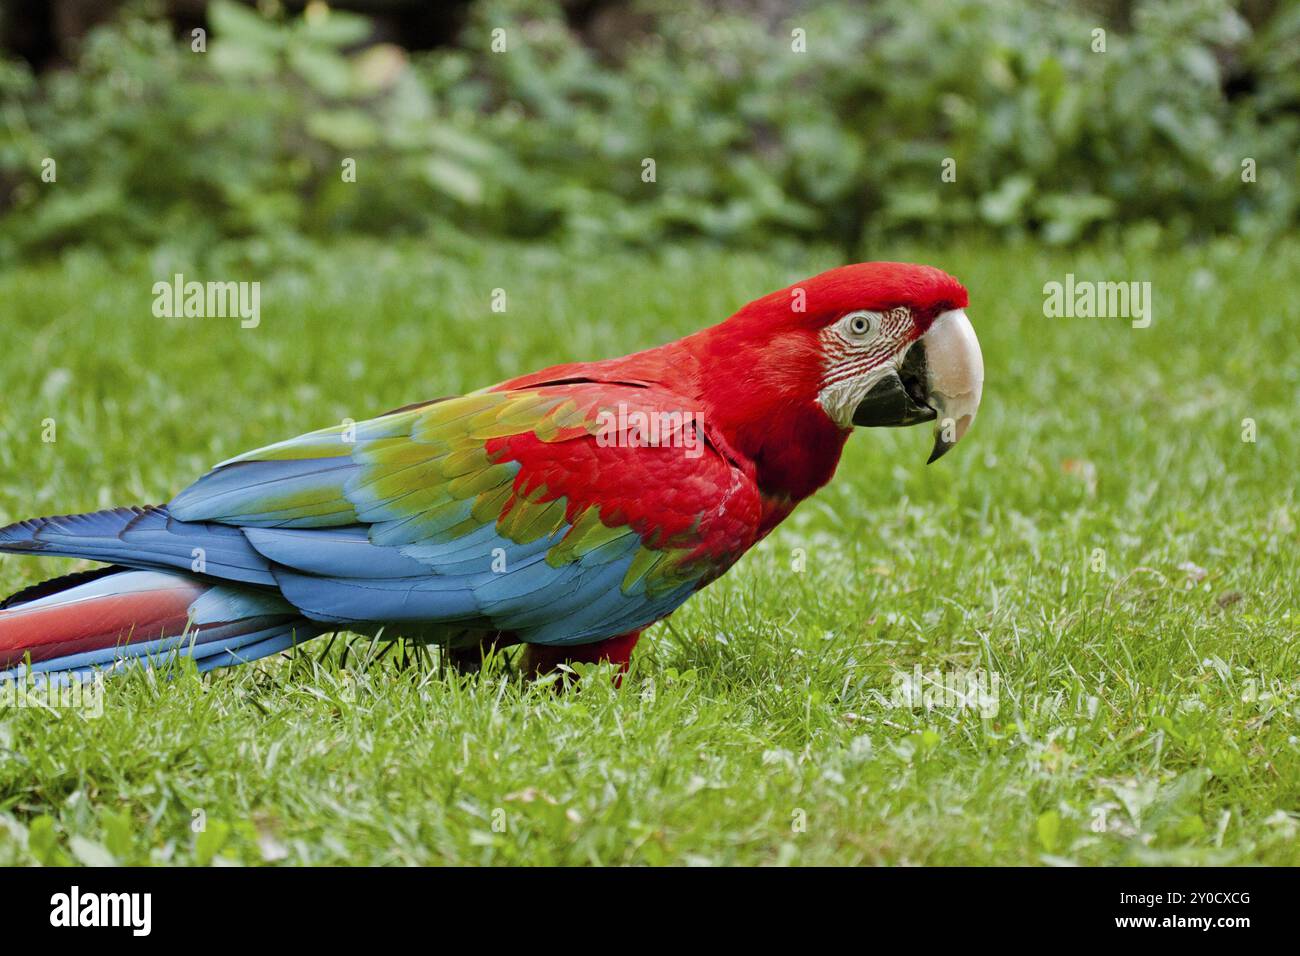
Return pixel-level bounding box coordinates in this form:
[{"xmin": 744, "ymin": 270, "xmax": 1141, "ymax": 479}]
[{"xmin": 0, "ymin": 571, "xmax": 207, "ymax": 668}]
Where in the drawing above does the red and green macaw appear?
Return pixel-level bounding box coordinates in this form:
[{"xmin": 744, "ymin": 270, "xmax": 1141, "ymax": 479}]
[{"xmin": 0, "ymin": 262, "xmax": 983, "ymax": 682}]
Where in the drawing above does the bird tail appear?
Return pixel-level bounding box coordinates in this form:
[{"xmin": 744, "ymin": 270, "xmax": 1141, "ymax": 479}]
[{"xmin": 0, "ymin": 567, "xmax": 319, "ymax": 684}]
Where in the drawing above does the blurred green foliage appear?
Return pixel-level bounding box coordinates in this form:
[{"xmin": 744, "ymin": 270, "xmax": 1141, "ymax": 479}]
[{"xmin": 0, "ymin": 0, "xmax": 1296, "ymax": 264}]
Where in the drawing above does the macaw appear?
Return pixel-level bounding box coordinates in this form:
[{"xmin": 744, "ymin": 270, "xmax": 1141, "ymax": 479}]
[{"xmin": 0, "ymin": 262, "xmax": 983, "ymax": 683}]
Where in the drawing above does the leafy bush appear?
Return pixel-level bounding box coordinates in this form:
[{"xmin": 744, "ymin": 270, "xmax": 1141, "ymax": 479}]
[
  {"xmin": 0, "ymin": 1, "xmax": 505, "ymax": 265},
  {"xmin": 456, "ymin": 0, "xmax": 1297, "ymax": 249},
  {"xmin": 0, "ymin": 0, "xmax": 1295, "ymax": 264}
]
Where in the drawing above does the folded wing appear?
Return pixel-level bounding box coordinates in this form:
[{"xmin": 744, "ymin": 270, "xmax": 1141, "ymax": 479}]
[{"xmin": 167, "ymin": 385, "xmax": 760, "ymax": 645}]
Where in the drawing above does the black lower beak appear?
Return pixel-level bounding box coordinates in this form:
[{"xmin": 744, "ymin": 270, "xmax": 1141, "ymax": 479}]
[{"xmin": 851, "ymin": 343, "xmax": 936, "ymax": 428}]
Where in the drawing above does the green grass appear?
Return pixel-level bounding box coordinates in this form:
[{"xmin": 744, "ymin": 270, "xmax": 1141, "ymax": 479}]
[{"xmin": 1, "ymin": 234, "xmax": 1298, "ymax": 865}]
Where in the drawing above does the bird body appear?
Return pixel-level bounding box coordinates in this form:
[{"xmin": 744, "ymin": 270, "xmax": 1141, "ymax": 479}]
[{"xmin": 0, "ymin": 262, "xmax": 982, "ymax": 682}]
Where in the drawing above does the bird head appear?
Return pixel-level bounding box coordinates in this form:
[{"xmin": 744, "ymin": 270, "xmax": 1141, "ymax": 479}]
[{"xmin": 707, "ymin": 261, "xmax": 984, "ymax": 466}]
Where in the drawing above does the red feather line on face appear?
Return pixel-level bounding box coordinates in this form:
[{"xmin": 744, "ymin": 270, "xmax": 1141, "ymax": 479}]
[{"xmin": 821, "ymin": 306, "xmax": 919, "ymax": 396}]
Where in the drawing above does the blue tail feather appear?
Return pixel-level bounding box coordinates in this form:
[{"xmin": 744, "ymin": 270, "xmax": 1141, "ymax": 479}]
[{"xmin": 0, "ymin": 506, "xmax": 276, "ymax": 586}]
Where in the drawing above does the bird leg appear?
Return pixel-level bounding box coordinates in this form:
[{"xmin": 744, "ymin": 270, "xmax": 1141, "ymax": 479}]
[{"xmin": 521, "ymin": 630, "xmax": 643, "ymax": 683}]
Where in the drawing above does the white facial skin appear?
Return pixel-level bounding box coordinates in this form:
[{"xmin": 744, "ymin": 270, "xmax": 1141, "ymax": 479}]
[{"xmin": 816, "ymin": 306, "xmax": 918, "ymax": 428}]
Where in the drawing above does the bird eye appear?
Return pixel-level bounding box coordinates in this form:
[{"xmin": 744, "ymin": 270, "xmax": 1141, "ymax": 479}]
[{"xmin": 843, "ymin": 311, "xmax": 877, "ymax": 340}]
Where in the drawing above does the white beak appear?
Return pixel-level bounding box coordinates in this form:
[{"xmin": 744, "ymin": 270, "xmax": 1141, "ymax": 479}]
[
  {"xmin": 923, "ymin": 308, "xmax": 984, "ymax": 462},
  {"xmin": 849, "ymin": 306, "xmax": 984, "ymax": 461}
]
